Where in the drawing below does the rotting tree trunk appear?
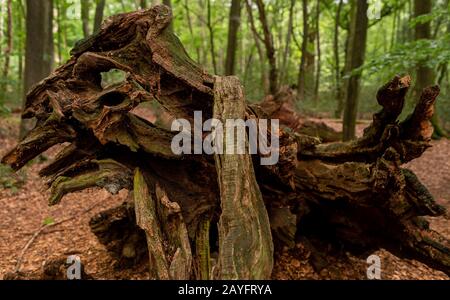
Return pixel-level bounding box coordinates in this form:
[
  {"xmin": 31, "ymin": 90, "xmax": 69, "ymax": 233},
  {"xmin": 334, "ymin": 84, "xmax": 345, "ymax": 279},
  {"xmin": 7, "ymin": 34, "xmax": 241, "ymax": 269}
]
[
  {"xmin": 2, "ymin": 6, "xmax": 449, "ymax": 279},
  {"xmin": 213, "ymin": 76, "xmax": 273, "ymax": 279},
  {"xmin": 134, "ymin": 169, "xmax": 192, "ymax": 279}
]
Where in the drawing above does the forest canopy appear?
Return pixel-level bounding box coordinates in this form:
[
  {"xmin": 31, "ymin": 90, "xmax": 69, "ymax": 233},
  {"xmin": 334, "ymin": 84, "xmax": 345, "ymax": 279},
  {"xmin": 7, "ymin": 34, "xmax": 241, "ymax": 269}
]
[{"xmin": 0, "ymin": 0, "xmax": 449, "ymax": 139}]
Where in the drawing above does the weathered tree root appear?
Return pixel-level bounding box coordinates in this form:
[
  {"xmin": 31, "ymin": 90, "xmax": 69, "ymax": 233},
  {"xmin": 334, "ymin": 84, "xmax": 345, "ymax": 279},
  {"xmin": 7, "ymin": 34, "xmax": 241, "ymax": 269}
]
[{"xmin": 2, "ymin": 5, "xmax": 449, "ymax": 278}]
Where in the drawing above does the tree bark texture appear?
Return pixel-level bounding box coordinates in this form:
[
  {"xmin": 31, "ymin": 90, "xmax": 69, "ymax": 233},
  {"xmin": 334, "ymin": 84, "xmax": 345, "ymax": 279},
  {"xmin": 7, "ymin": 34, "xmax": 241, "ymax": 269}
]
[{"xmin": 213, "ymin": 76, "xmax": 273, "ymax": 279}]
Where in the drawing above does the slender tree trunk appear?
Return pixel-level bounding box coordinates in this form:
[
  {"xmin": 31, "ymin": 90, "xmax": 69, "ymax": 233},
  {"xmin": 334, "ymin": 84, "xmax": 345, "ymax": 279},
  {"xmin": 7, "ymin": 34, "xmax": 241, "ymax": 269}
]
[
  {"xmin": 342, "ymin": 0, "xmax": 369, "ymax": 141},
  {"xmin": 17, "ymin": 0, "xmax": 24, "ymax": 95},
  {"xmin": 407, "ymin": 0, "xmax": 414, "ymax": 40},
  {"xmin": 255, "ymin": 0, "xmax": 278, "ymax": 95},
  {"xmin": 245, "ymin": 0, "xmax": 268, "ymax": 94},
  {"xmin": 334, "ymin": 0, "xmax": 344, "ymax": 118},
  {"xmin": 396, "ymin": 4, "xmax": 403, "ymax": 44},
  {"xmin": 140, "ymin": 0, "xmax": 147, "ymax": 9},
  {"xmin": 58, "ymin": 0, "xmax": 68, "ymax": 62},
  {"xmin": 206, "ymin": 0, "xmax": 218, "ymax": 74},
  {"xmin": 297, "ymin": 0, "xmax": 309, "ymax": 101},
  {"xmin": 390, "ymin": 8, "xmax": 397, "ymax": 50},
  {"xmin": 0, "ymin": 0, "xmax": 13, "ymax": 99},
  {"xmin": 43, "ymin": 0, "xmax": 54, "ymax": 76},
  {"xmin": 437, "ymin": 4, "xmax": 450, "ymax": 87},
  {"xmin": 313, "ymin": 0, "xmax": 321, "ymax": 104},
  {"xmin": 182, "ymin": 0, "xmax": 200, "ymax": 62},
  {"xmin": 197, "ymin": 0, "xmax": 207, "ymax": 67},
  {"xmin": 224, "ymin": 0, "xmax": 241, "ymax": 76},
  {"xmin": 56, "ymin": 0, "xmax": 63, "ymax": 64},
  {"xmin": 243, "ymin": 45, "xmax": 255, "ymax": 85},
  {"xmin": 280, "ymin": 0, "xmax": 295, "ymax": 85},
  {"xmin": 413, "ymin": 0, "xmax": 434, "ymax": 91},
  {"xmin": 431, "ymin": 0, "xmax": 447, "ymax": 39},
  {"xmin": 81, "ymin": 0, "xmax": 90, "ymax": 39},
  {"xmin": 93, "ymin": 0, "xmax": 106, "ymax": 33},
  {"xmin": 20, "ymin": 0, "xmax": 53, "ymax": 138},
  {"xmin": 437, "ymin": 64, "xmax": 448, "ymax": 87},
  {"xmin": 413, "ymin": 0, "xmax": 446, "ymax": 137},
  {"xmin": 0, "ymin": 2, "xmax": 3, "ymax": 57},
  {"xmin": 273, "ymin": 6, "xmax": 283, "ymax": 80}
]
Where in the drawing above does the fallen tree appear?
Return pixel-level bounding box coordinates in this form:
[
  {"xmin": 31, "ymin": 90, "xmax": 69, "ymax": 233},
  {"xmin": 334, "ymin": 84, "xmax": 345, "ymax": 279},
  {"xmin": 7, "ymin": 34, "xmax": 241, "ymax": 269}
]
[
  {"xmin": 2, "ymin": 5, "xmax": 449, "ymax": 279},
  {"xmin": 258, "ymin": 86, "xmax": 342, "ymax": 142}
]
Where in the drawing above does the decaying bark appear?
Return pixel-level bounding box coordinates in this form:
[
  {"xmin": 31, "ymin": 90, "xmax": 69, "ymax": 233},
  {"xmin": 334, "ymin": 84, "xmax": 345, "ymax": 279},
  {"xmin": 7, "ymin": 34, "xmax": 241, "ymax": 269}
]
[
  {"xmin": 2, "ymin": 5, "xmax": 449, "ymax": 279},
  {"xmin": 213, "ymin": 76, "xmax": 273, "ymax": 279},
  {"xmin": 134, "ymin": 168, "xmax": 192, "ymax": 279}
]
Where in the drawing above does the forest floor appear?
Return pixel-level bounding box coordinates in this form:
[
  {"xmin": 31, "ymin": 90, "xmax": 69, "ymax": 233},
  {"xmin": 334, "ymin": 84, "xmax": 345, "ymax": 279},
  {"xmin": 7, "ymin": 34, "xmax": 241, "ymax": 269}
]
[{"xmin": 0, "ymin": 115, "xmax": 449, "ymax": 280}]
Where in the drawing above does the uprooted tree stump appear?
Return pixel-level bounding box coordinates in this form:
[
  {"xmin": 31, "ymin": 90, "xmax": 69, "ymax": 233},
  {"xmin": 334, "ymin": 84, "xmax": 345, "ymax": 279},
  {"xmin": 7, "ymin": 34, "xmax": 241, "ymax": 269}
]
[{"xmin": 2, "ymin": 5, "xmax": 449, "ymax": 279}]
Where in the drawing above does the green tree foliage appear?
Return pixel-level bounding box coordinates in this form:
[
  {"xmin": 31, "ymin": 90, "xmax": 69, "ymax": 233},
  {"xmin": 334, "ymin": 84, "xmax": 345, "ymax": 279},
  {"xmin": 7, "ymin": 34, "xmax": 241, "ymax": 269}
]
[{"xmin": 0, "ymin": 0, "xmax": 448, "ymax": 131}]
